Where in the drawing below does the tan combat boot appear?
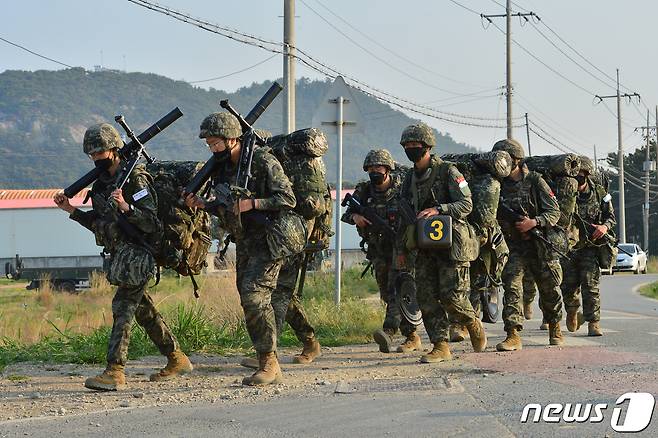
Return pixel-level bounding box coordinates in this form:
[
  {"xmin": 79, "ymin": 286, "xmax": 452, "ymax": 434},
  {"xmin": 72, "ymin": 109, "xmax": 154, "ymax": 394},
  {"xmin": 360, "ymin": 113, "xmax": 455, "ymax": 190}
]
[
  {"xmin": 420, "ymin": 341, "xmax": 452, "ymax": 363},
  {"xmin": 396, "ymin": 332, "xmax": 422, "ymax": 353},
  {"xmin": 588, "ymin": 321, "xmax": 603, "ymax": 337},
  {"xmin": 549, "ymin": 322, "xmax": 564, "ymax": 346},
  {"xmin": 449, "ymin": 324, "xmax": 468, "ymax": 342},
  {"xmin": 496, "ymin": 328, "xmax": 522, "ymax": 351},
  {"xmin": 293, "ymin": 337, "xmax": 321, "ymax": 364},
  {"xmin": 85, "ymin": 364, "xmax": 127, "ymax": 391},
  {"xmin": 240, "ymin": 356, "xmax": 259, "ymax": 369},
  {"xmin": 539, "ymin": 320, "xmax": 549, "ymax": 330},
  {"xmin": 523, "ymin": 302, "xmax": 533, "ymax": 320},
  {"xmin": 466, "ymin": 319, "xmax": 487, "ymax": 352},
  {"xmin": 373, "ymin": 328, "xmax": 395, "ymax": 353},
  {"xmin": 150, "ymin": 350, "xmax": 193, "ymax": 381},
  {"xmin": 242, "ymin": 352, "xmax": 283, "ymax": 386},
  {"xmin": 566, "ymin": 309, "xmax": 579, "ymax": 332}
]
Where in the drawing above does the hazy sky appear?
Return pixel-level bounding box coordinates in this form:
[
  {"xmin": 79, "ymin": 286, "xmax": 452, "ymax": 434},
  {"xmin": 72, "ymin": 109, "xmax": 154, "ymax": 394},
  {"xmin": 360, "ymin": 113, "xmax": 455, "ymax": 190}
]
[{"xmin": 2, "ymin": 0, "xmax": 657, "ymax": 159}]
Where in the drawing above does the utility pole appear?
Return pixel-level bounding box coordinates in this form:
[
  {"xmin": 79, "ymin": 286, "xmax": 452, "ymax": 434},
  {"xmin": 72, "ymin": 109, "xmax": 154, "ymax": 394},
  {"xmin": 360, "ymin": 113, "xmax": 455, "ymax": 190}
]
[
  {"xmin": 595, "ymin": 69, "xmax": 640, "ymax": 243},
  {"xmin": 593, "ymin": 144, "xmax": 597, "ymax": 170},
  {"xmin": 482, "ymin": 1, "xmax": 536, "ymax": 139},
  {"xmin": 283, "ymin": 0, "xmax": 296, "ymax": 134},
  {"xmin": 524, "ymin": 113, "xmax": 531, "ymax": 156},
  {"xmin": 644, "ymin": 110, "xmax": 651, "ymax": 251}
]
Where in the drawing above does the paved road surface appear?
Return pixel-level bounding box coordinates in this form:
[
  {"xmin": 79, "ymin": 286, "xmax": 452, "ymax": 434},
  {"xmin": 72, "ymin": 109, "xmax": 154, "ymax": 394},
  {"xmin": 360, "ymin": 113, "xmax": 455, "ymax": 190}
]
[{"xmin": 1, "ymin": 274, "xmax": 657, "ymax": 437}]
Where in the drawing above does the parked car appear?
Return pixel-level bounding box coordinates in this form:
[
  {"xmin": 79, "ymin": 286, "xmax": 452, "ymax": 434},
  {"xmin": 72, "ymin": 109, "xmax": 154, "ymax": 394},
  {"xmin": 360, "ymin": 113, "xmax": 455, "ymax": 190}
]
[{"xmin": 614, "ymin": 243, "xmax": 648, "ymax": 274}]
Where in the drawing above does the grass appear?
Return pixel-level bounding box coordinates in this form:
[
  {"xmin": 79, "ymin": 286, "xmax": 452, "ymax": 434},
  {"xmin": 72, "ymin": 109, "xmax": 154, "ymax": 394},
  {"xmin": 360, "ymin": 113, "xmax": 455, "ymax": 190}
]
[
  {"xmin": 639, "ymin": 282, "xmax": 658, "ymax": 300},
  {"xmin": 0, "ymin": 266, "xmax": 382, "ymax": 371},
  {"xmin": 646, "ymin": 256, "xmax": 658, "ymax": 274}
]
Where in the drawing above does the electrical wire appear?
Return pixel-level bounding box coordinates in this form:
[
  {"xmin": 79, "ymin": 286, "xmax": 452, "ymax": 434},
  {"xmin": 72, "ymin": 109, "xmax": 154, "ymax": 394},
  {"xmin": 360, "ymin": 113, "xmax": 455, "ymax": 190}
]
[
  {"xmin": 0, "ymin": 35, "xmax": 76, "ymax": 69},
  {"xmin": 189, "ymin": 54, "xmax": 277, "ymax": 83}
]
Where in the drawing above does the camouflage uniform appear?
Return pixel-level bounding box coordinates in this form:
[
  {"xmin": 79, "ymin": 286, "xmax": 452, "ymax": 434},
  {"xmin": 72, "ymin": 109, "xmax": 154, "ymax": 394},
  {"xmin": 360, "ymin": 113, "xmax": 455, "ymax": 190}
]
[
  {"xmin": 561, "ymin": 177, "xmax": 616, "ymax": 323},
  {"xmin": 70, "ymin": 152, "xmax": 178, "ymax": 367},
  {"xmin": 398, "ymin": 154, "xmax": 477, "ymax": 343},
  {"xmin": 342, "ymin": 172, "xmax": 415, "ymax": 337},
  {"xmin": 498, "ymin": 165, "xmax": 564, "ymax": 332}
]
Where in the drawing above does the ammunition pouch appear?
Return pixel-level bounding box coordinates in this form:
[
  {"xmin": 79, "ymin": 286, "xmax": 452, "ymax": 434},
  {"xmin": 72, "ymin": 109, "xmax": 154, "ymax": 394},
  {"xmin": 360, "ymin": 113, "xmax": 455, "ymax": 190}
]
[{"xmin": 598, "ymin": 242, "xmax": 617, "ymax": 270}]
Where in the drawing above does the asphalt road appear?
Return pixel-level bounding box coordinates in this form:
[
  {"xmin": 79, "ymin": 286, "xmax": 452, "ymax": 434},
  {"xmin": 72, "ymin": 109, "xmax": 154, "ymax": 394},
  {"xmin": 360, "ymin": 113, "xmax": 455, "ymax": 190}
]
[{"xmin": 2, "ymin": 273, "xmax": 658, "ymax": 438}]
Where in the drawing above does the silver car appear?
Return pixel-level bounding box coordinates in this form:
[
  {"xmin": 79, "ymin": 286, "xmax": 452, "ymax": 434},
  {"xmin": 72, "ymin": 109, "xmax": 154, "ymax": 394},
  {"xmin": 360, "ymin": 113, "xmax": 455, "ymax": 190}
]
[{"xmin": 614, "ymin": 243, "xmax": 648, "ymax": 274}]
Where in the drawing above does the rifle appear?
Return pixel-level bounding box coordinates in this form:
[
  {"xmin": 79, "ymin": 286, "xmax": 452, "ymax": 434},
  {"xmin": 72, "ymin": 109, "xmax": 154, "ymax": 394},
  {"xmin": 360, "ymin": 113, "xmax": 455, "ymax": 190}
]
[
  {"xmin": 184, "ymin": 82, "xmax": 283, "ymax": 196},
  {"xmin": 64, "ymin": 108, "xmax": 183, "ymax": 198},
  {"xmin": 296, "ymin": 241, "xmax": 326, "ymax": 298},
  {"xmin": 498, "ymin": 202, "xmax": 572, "ymax": 260},
  {"xmin": 574, "ymin": 213, "xmax": 632, "ymax": 257},
  {"xmin": 340, "ymin": 193, "xmax": 396, "ymax": 240}
]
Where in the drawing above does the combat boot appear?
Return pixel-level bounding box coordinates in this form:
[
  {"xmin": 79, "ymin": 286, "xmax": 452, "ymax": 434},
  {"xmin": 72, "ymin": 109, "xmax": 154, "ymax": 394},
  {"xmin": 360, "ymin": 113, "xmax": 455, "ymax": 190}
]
[
  {"xmin": 240, "ymin": 356, "xmax": 259, "ymax": 369},
  {"xmin": 588, "ymin": 321, "xmax": 603, "ymax": 337},
  {"xmin": 539, "ymin": 320, "xmax": 549, "ymax": 330},
  {"xmin": 293, "ymin": 337, "xmax": 321, "ymax": 364},
  {"xmin": 242, "ymin": 352, "xmax": 283, "ymax": 386},
  {"xmin": 496, "ymin": 328, "xmax": 522, "ymax": 351},
  {"xmin": 523, "ymin": 302, "xmax": 533, "ymax": 320},
  {"xmin": 466, "ymin": 319, "xmax": 487, "ymax": 352},
  {"xmin": 449, "ymin": 324, "xmax": 468, "ymax": 342},
  {"xmin": 566, "ymin": 309, "xmax": 579, "ymax": 332},
  {"xmin": 420, "ymin": 341, "xmax": 452, "ymax": 363},
  {"xmin": 396, "ymin": 332, "xmax": 422, "ymax": 353},
  {"xmin": 84, "ymin": 364, "xmax": 126, "ymax": 391},
  {"xmin": 549, "ymin": 322, "xmax": 564, "ymax": 346},
  {"xmin": 149, "ymin": 350, "xmax": 193, "ymax": 382},
  {"xmin": 373, "ymin": 328, "xmax": 395, "ymax": 353}
]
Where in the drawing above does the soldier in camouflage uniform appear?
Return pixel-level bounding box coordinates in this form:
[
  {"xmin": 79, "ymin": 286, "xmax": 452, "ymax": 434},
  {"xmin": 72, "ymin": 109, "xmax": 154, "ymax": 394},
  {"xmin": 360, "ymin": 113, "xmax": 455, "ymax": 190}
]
[
  {"xmin": 493, "ymin": 139, "xmax": 565, "ymax": 351},
  {"xmin": 54, "ymin": 123, "xmax": 191, "ymax": 391},
  {"xmin": 342, "ymin": 149, "xmax": 420, "ymax": 354},
  {"xmin": 397, "ymin": 123, "xmax": 487, "ymax": 362},
  {"xmin": 184, "ymin": 112, "xmax": 301, "ymax": 386},
  {"xmin": 561, "ymin": 157, "xmax": 615, "ymax": 336}
]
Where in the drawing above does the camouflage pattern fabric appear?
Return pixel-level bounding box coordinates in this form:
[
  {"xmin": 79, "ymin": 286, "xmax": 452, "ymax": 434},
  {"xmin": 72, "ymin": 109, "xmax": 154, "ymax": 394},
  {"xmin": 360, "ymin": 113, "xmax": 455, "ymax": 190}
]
[
  {"xmin": 492, "ymin": 138, "xmax": 524, "ymax": 159},
  {"xmin": 372, "ymin": 257, "xmax": 415, "ymax": 336},
  {"xmin": 268, "ymin": 128, "xmax": 328, "ymax": 158},
  {"xmin": 198, "ymin": 112, "xmax": 241, "ymax": 139},
  {"xmin": 400, "ymin": 122, "xmax": 436, "ymax": 147},
  {"xmin": 363, "ymin": 149, "xmax": 395, "ymax": 171},
  {"xmin": 83, "ymin": 123, "xmax": 123, "ymax": 155},
  {"xmin": 398, "ymin": 155, "xmax": 478, "ymax": 342},
  {"xmin": 522, "ymin": 267, "xmax": 538, "ymax": 306},
  {"xmin": 498, "ymin": 167, "xmax": 563, "ymax": 332}
]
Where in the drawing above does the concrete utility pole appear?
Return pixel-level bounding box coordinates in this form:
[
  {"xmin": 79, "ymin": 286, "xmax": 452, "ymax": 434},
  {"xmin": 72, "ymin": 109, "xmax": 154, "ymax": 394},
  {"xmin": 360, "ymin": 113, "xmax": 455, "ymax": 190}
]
[
  {"xmin": 283, "ymin": 0, "xmax": 296, "ymax": 134},
  {"xmin": 595, "ymin": 69, "xmax": 640, "ymax": 243},
  {"xmin": 644, "ymin": 110, "xmax": 651, "ymax": 251},
  {"xmin": 482, "ymin": 1, "xmax": 536, "ymax": 139},
  {"xmin": 524, "ymin": 113, "xmax": 532, "ymax": 156}
]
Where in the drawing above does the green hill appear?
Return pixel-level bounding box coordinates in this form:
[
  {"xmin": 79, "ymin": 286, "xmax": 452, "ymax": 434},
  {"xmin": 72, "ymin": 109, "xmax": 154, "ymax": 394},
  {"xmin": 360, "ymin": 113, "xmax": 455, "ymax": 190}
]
[{"xmin": 0, "ymin": 68, "xmax": 475, "ymax": 188}]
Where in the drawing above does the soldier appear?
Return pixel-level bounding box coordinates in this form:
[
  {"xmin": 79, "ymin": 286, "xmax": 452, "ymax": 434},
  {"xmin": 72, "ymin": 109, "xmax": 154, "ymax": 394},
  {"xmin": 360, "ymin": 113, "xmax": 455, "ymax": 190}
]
[
  {"xmin": 54, "ymin": 123, "xmax": 191, "ymax": 391},
  {"xmin": 342, "ymin": 149, "xmax": 421, "ymax": 354},
  {"xmin": 561, "ymin": 157, "xmax": 615, "ymax": 336},
  {"xmin": 397, "ymin": 123, "xmax": 487, "ymax": 362},
  {"xmin": 494, "ymin": 139, "xmax": 565, "ymax": 351},
  {"xmin": 184, "ymin": 112, "xmax": 301, "ymax": 386}
]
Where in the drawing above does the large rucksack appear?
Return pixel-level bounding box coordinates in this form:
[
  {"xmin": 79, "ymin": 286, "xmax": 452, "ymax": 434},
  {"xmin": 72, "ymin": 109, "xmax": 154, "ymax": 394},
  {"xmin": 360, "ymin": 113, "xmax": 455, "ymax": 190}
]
[
  {"xmin": 146, "ymin": 160, "xmax": 213, "ymax": 296},
  {"xmin": 268, "ymin": 128, "xmax": 334, "ymax": 251}
]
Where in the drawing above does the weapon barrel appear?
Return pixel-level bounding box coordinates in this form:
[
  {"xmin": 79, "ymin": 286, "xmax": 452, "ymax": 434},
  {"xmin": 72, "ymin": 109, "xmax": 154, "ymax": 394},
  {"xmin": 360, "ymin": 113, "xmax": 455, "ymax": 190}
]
[
  {"xmin": 244, "ymin": 82, "xmax": 284, "ymax": 126},
  {"xmin": 184, "ymin": 157, "xmax": 217, "ymax": 196},
  {"xmin": 63, "ymin": 107, "xmax": 183, "ymax": 198}
]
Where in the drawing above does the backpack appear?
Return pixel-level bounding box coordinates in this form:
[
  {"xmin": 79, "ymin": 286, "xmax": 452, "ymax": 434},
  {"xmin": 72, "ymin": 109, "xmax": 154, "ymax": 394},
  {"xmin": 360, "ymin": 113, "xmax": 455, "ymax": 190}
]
[
  {"xmin": 267, "ymin": 128, "xmax": 334, "ymax": 250},
  {"xmin": 146, "ymin": 161, "xmax": 213, "ymax": 296}
]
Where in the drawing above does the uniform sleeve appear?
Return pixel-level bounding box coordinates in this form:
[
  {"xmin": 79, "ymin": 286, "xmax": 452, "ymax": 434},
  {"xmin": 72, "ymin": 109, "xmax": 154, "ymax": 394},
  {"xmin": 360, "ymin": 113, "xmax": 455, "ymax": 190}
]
[
  {"xmin": 341, "ymin": 182, "xmax": 368, "ymax": 224},
  {"xmin": 439, "ymin": 165, "xmax": 473, "ymax": 220},
  {"xmin": 600, "ymin": 190, "xmax": 617, "ymax": 231},
  {"xmin": 69, "ymin": 208, "xmax": 99, "ymax": 232},
  {"xmin": 534, "ymin": 176, "xmax": 561, "ymax": 228},
  {"xmin": 255, "ymin": 154, "xmax": 296, "ymax": 211},
  {"xmin": 123, "ymin": 173, "xmax": 161, "ymax": 234}
]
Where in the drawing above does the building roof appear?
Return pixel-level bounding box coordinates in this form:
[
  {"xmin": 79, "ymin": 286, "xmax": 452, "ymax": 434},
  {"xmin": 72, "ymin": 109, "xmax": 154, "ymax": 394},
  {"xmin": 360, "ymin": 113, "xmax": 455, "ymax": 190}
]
[{"xmin": 0, "ymin": 189, "xmax": 90, "ymax": 209}]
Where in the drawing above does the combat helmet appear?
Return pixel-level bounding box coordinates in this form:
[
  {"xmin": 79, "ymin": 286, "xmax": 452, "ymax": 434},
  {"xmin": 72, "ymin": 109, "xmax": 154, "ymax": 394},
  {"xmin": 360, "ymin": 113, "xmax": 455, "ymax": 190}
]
[
  {"xmin": 363, "ymin": 149, "xmax": 395, "ymax": 171},
  {"xmin": 579, "ymin": 156, "xmax": 594, "ymax": 175},
  {"xmin": 199, "ymin": 112, "xmax": 242, "ymax": 139},
  {"xmin": 83, "ymin": 123, "xmax": 123, "ymax": 155},
  {"xmin": 400, "ymin": 122, "xmax": 436, "ymax": 148},
  {"xmin": 492, "ymin": 138, "xmax": 525, "ymax": 160}
]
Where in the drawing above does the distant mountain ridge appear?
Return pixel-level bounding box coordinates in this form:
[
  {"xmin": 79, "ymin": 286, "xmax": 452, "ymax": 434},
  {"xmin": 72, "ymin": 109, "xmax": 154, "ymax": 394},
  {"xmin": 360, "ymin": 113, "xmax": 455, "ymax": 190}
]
[{"xmin": 0, "ymin": 68, "xmax": 476, "ymax": 188}]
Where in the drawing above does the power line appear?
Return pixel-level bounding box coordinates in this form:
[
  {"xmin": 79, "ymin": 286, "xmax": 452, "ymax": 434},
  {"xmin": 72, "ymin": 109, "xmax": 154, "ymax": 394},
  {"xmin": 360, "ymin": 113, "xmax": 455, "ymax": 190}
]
[
  {"xmin": 188, "ymin": 54, "xmax": 277, "ymax": 84},
  {"xmin": 0, "ymin": 35, "xmax": 76, "ymax": 69},
  {"xmin": 446, "ymin": 0, "xmax": 481, "ymax": 16},
  {"xmin": 527, "ymin": 120, "xmax": 580, "ymax": 154}
]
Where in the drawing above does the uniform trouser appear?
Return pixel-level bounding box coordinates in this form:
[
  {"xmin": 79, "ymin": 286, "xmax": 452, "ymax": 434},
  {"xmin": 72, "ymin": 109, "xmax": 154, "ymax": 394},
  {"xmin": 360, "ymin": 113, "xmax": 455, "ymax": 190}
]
[
  {"xmin": 502, "ymin": 240, "xmax": 564, "ymax": 332},
  {"xmin": 414, "ymin": 251, "xmax": 477, "ymax": 344},
  {"xmin": 236, "ymin": 239, "xmax": 283, "ymax": 354},
  {"xmin": 271, "ymin": 253, "xmax": 316, "ymax": 343},
  {"xmin": 468, "ymin": 241, "xmax": 508, "ymax": 315},
  {"xmin": 560, "ymin": 246, "xmax": 601, "ymax": 322},
  {"xmin": 107, "ymin": 284, "xmax": 178, "ymax": 366},
  {"xmin": 371, "ymin": 257, "xmax": 416, "ymax": 337}
]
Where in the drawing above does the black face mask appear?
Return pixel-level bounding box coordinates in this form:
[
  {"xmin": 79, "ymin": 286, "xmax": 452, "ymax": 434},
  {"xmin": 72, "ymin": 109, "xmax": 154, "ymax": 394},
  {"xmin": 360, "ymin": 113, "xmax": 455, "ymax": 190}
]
[
  {"xmin": 405, "ymin": 147, "xmax": 427, "ymax": 163},
  {"xmin": 576, "ymin": 175, "xmax": 587, "ymax": 186},
  {"xmin": 368, "ymin": 171, "xmax": 386, "ymax": 186},
  {"xmin": 213, "ymin": 149, "xmax": 231, "ymax": 163},
  {"xmin": 94, "ymin": 157, "xmax": 113, "ymax": 170}
]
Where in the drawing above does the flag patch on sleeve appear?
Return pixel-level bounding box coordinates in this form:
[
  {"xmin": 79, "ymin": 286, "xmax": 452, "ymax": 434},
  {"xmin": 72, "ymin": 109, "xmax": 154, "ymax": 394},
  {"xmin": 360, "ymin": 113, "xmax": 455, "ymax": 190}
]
[{"xmin": 456, "ymin": 177, "xmax": 468, "ymax": 189}]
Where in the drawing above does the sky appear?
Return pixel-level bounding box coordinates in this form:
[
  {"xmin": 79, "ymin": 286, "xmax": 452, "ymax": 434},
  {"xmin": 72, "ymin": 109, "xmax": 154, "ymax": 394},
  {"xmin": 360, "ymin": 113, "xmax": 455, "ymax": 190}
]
[{"xmin": 2, "ymin": 0, "xmax": 658, "ymax": 160}]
